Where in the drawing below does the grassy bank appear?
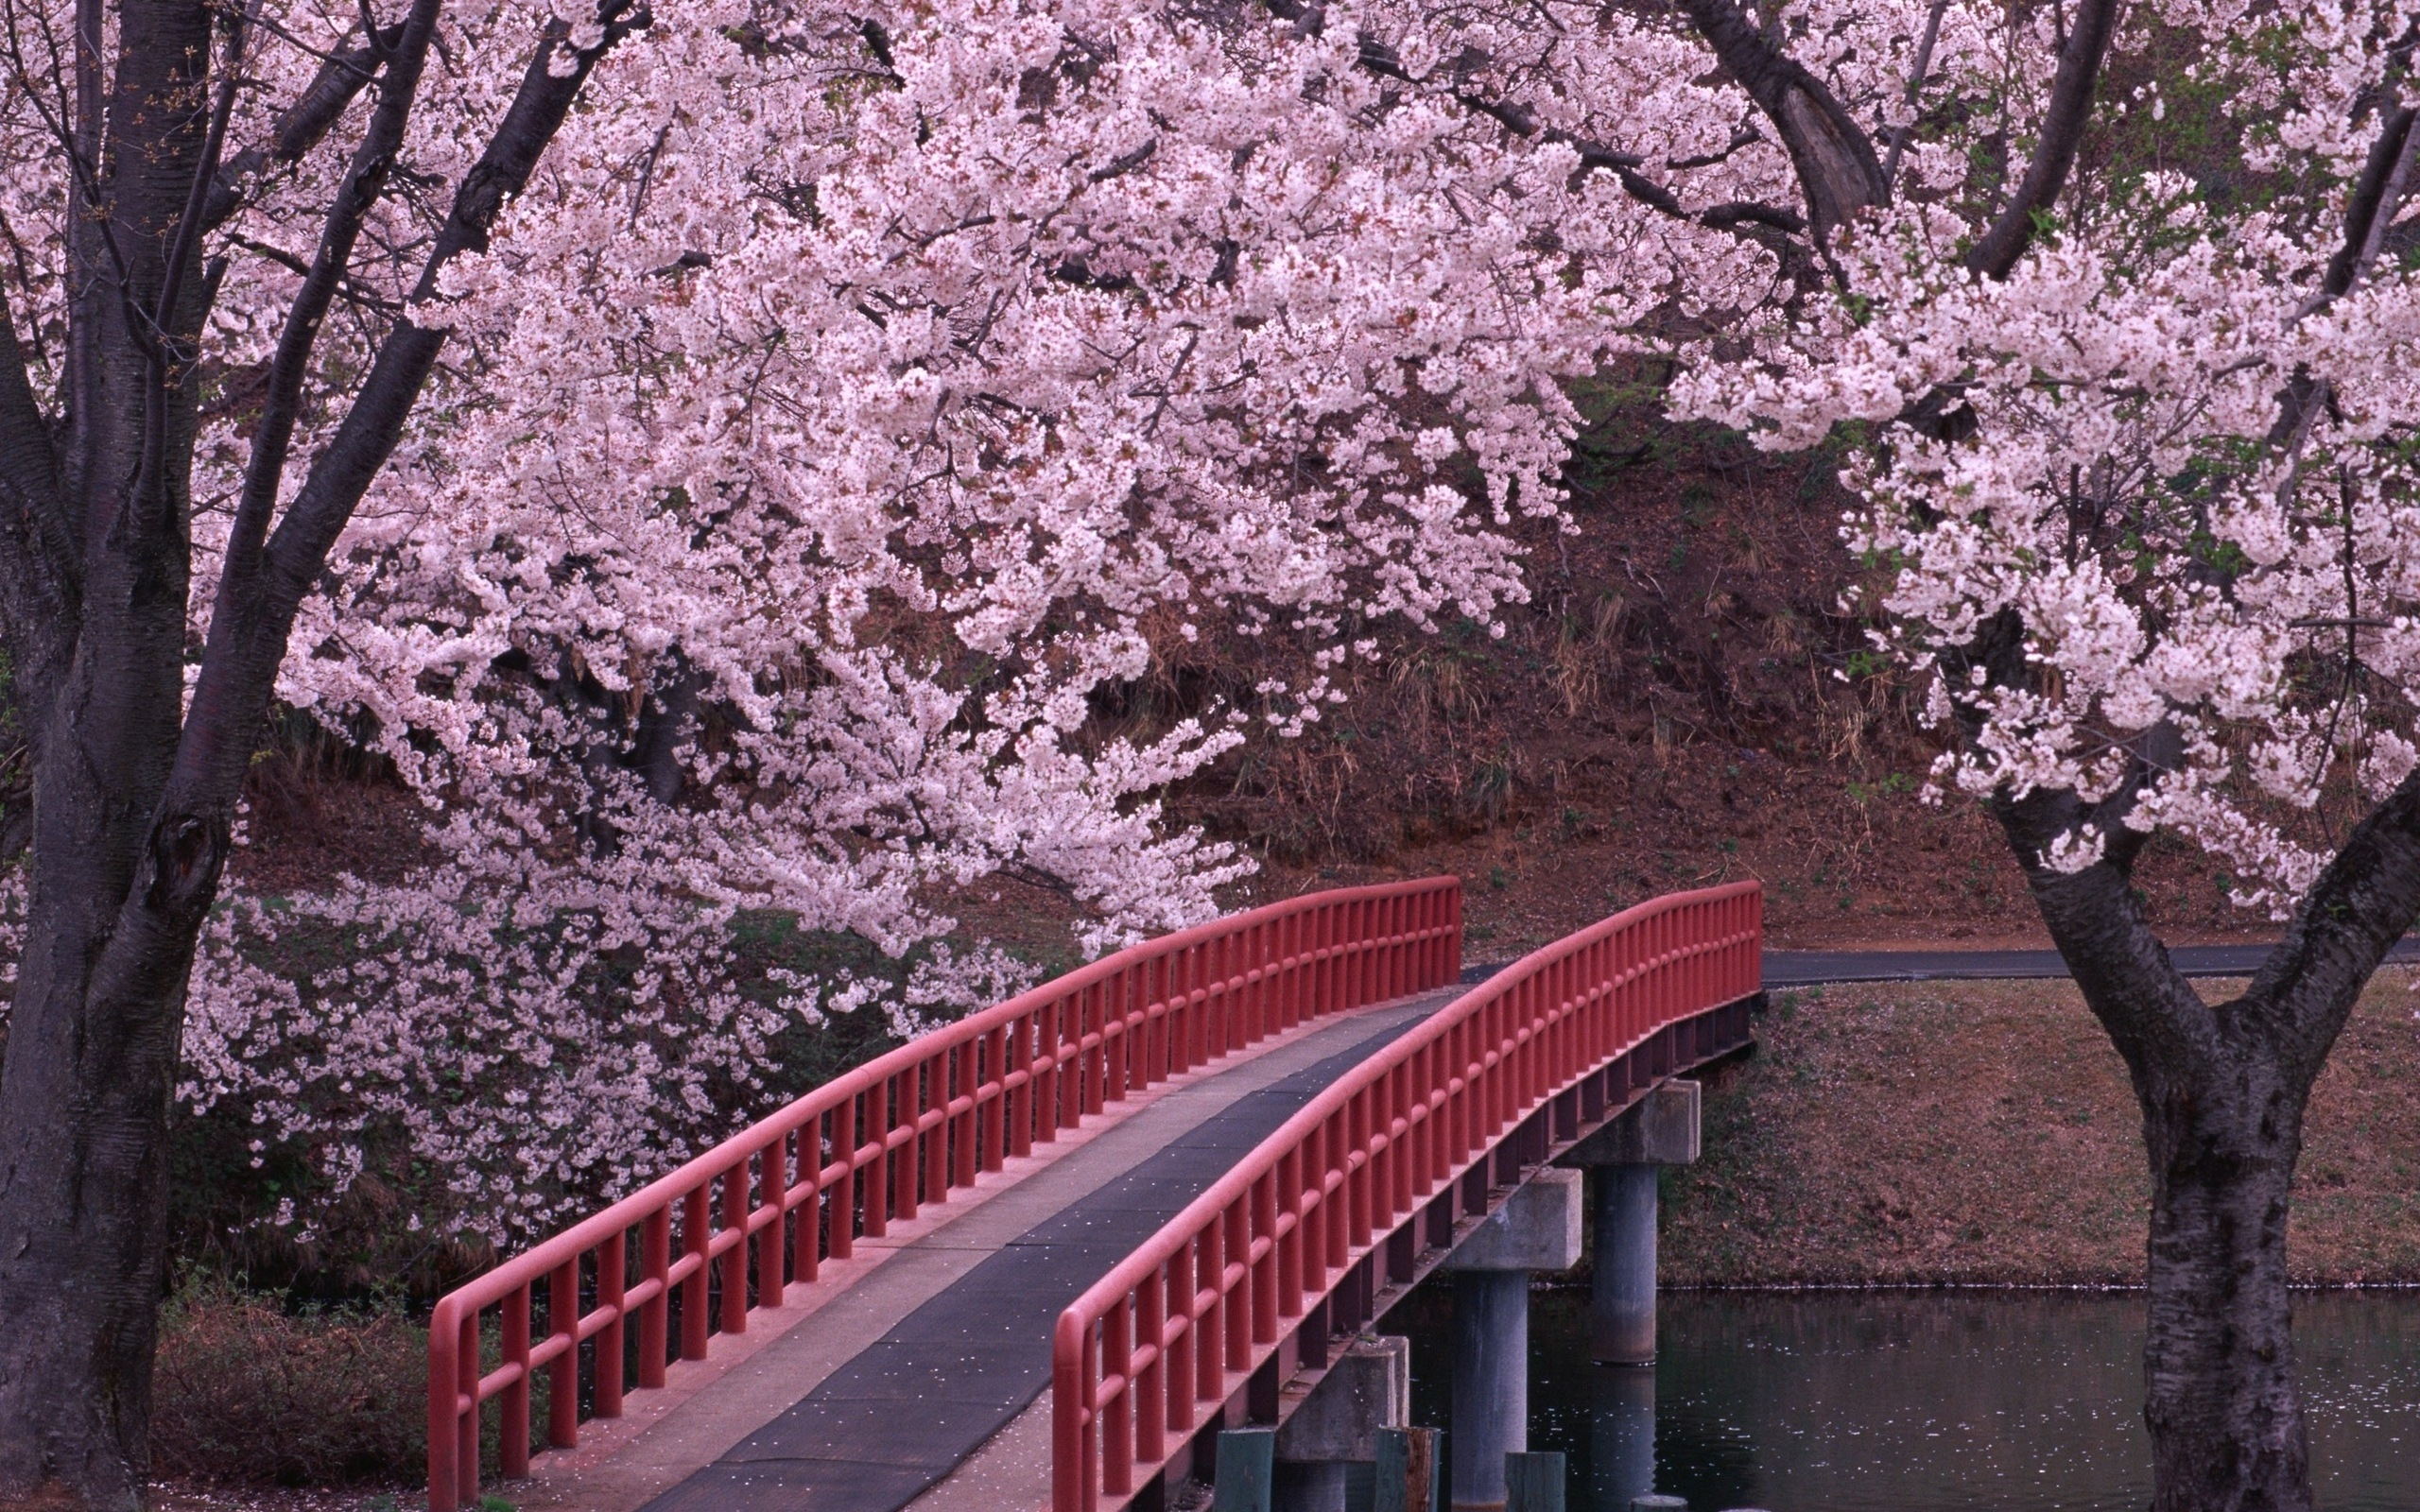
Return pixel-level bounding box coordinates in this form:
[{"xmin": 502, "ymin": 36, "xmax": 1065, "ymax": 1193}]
[{"xmin": 1662, "ymin": 971, "xmax": 2420, "ymax": 1287}]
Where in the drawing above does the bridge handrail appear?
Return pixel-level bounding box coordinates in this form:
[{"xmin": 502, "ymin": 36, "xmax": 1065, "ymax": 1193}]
[
  {"xmin": 1049, "ymin": 880, "xmax": 1762, "ymax": 1512},
  {"xmin": 425, "ymin": 877, "xmax": 1462, "ymax": 1511}
]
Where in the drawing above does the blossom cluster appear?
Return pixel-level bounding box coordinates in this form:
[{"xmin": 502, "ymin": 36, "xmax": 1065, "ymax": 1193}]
[
  {"xmin": 1673, "ymin": 0, "xmax": 2420, "ymax": 915},
  {"xmin": 9, "ymin": 0, "xmax": 1778, "ymax": 1242},
  {"xmin": 12, "ymin": 0, "xmax": 2400, "ymax": 1242}
]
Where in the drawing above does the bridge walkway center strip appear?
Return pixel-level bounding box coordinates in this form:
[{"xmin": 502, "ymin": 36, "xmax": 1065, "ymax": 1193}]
[{"xmin": 515, "ymin": 984, "xmax": 1467, "ymax": 1512}]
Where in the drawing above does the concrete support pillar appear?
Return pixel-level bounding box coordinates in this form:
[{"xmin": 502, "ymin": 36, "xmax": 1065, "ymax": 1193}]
[
  {"xmin": 1443, "ymin": 1171, "xmax": 1582, "ymax": 1512},
  {"xmin": 1588, "ymin": 1361, "xmax": 1656, "ymax": 1506},
  {"xmin": 1275, "ymin": 1335, "xmax": 1409, "ymax": 1512},
  {"xmin": 1504, "ymin": 1452, "xmax": 1566, "ymax": 1512},
  {"xmin": 1558, "ymin": 1082, "xmax": 1699, "ymax": 1366},
  {"xmin": 1592, "ymin": 1164, "xmax": 1659, "ymax": 1365},
  {"xmin": 1449, "ymin": 1269, "xmax": 1527, "ymax": 1512}
]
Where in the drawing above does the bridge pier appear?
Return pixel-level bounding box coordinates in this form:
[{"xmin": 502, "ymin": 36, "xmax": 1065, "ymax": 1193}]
[
  {"xmin": 1443, "ymin": 1170, "xmax": 1582, "ymax": 1512},
  {"xmin": 1273, "ymin": 1336, "xmax": 1409, "ymax": 1512},
  {"xmin": 1589, "ymin": 1358, "xmax": 1656, "ymax": 1505},
  {"xmin": 1561, "ymin": 1080, "xmax": 1700, "ymax": 1365}
]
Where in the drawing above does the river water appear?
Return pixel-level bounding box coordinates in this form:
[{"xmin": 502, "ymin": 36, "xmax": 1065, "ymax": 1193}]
[{"xmin": 1385, "ymin": 1286, "xmax": 2420, "ymax": 1510}]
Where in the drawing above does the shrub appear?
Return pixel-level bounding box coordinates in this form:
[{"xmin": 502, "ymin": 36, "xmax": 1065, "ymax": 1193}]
[{"xmin": 151, "ymin": 1280, "xmax": 424, "ymax": 1485}]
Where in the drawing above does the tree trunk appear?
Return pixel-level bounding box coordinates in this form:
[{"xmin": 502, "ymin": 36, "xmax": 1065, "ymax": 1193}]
[
  {"xmin": 2139, "ymin": 1058, "xmax": 2313, "ymax": 1512},
  {"xmin": 0, "ymin": 794, "xmax": 208, "ymax": 1509},
  {"xmin": 0, "ymin": 505, "xmax": 214, "ymax": 1508},
  {"xmin": 1985, "ymin": 763, "xmax": 2401, "ymax": 1512},
  {"xmin": 0, "ymin": 2, "xmax": 631, "ymax": 1503}
]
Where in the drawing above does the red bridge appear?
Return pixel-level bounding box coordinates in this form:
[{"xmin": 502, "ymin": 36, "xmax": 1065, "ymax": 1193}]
[{"xmin": 427, "ymin": 878, "xmax": 1761, "ymax": 1512}]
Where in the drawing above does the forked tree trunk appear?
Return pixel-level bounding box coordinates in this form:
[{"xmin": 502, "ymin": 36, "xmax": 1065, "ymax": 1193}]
[
  {"xmin": 2140, "ymin": 1061, "xmax": 2312, "ymax": 1512},
  {"xmin": 1994, "ymin": 761, "xmax": 2420, "ymax": 1512}
]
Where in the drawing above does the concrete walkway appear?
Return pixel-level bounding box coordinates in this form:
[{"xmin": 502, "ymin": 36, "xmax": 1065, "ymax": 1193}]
[{"xmin": 517, "ymin": 987, "xmax": 1464, "ymax": 1512}]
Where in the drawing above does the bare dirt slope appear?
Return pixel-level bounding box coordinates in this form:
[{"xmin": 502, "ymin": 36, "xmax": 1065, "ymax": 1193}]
[{"xmin": 1662, "ymin": 974, "xmax": 2420, "ymax": 1286}]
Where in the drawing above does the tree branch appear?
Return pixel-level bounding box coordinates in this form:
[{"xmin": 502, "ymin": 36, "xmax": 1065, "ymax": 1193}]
[
  {"xmin": 213, "ymin": 0, "xmax": 443, "ymax": 637},
  {"xmin": 1676, "ymin": 0, "xmax": 1887, "ymax": 248},
  {"xmin": 201, "ymin": 21, "xmax": 404, "ymax": 233},
  {"xmin": 164, "ymin": 0, "xmax": 651, "ymax": 820},
  {"xmin": 1335, "ymin": 15, "xmax": 1807, "ymax": 255},
  {"xmin": 1880, "ymin": 0, "xmax": 1951, "ymax": 190},
  {"xmin": 1964, "ymin": 0, "xmax": 2121, "ymax": 279},
  {"xmin": 2275, "ymin": 104, "xmax": 2418, "ymax": 446},
  {"xmin": 2242, "ymin": 766, "xmax": 2420, "ymax": 1084},
  {"xmin": 1993, "ymin": 780, "xmax": 2221, "ymax": 1098}
]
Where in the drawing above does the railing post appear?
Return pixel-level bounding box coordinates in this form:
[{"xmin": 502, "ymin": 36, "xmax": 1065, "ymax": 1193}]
[
  {"xmin": 596, "ymin": 1229, "xmax": 626, "ymax": 1419},
  {"xmin": 1347, "ymin": 1090, "xmax": 1373, "ymax": 1251},
  {"xmin": 1127, "ymin": 972, "xmax": 1150, "ymax": 1094},
  {"xmin": 1011, "ymin": 1010, "xmax": 1036, "ymax": 1159},
  {"xmin": 831, "ymin": 1097, "xmax": 858, "ymax": 1260},
  {"xmin": 455, "ymin": 1308, "xmax": 478, "ymax": 1503},
  {"xmin": 866, "ymin": 1078, "xmax": 894, "ymax": 1239},
  {"xmin": 1056, "ymin": 991, "xmax": 1082, "ymax": 1134},
  {"xmin": 763, "ymin": 1137, "xmax": 790, "ymax": 1308},
  {"xmin": 1054, "ymin": 1311, "xmax": 1100, "ymax": 1512},
  {"xmin": 1217, "ymin": 1201, "xmax": 1246, "ymax": 1383},
  {"xmin": 1276, "ymin": 1147, "xmax": 1305, "ymax": 1319},
  {"xmin": 1245, "ymin": 1174, "xmax": 1276, "ymax": 1347},
  {"xmin": 501, "ymin": 1282, "xmax": 532, "ymax": 1477},
  {"xmin": 1136, "ymin": 1266, "xmax": 1167, "ymax": 1468},
  {"xmin": 681, "ymin": 1183, "xmax": 710, "ymax": 1360},
  {"xmin": 1104, "ymin": 1296, "xmax": 1135, "ymax": 1496},
  {"xmin": 982, "ymin": 1024, "xmax": 1008, "ymax": 1174},
  {"xmin": 548, "ymin": 1258, "xmax": 579, "ymax": 1449},
  {"xmin": 895, "ymin": 1069, "xmax": 919, "ymax": 1219},
  {"xmin": 1074, "ymin": 984, "xmax": 1098, "ymax": 1119},
  {"xmin": 640, "ymin": 1206, "xmax": 670, "ymax": 1387},
  {"xmin": 426, "ymin": 1302, "xmax": 460, "ymax": 1512},
  {"xmin": 720, "ymin": 1158, "xmax": 751, "ymax": 1334},
  {"xmin": 794, "ymin": 1127, "xmax": 822, "ymax": 1288}
]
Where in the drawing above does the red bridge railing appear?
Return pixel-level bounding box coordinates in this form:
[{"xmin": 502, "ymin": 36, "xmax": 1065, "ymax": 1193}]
[
  {"xmin": 1049, "ymin": 881, "xmax": 1761, "ymax": 1512},
  {"xmin": 426, "ymin": 878, "xmax": 1461, "ymax": 1510}
]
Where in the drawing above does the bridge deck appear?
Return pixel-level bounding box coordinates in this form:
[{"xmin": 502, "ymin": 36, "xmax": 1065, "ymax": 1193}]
[{"xmin": 517, "ymin": 985, "xmax": 1467, "ymax": 1512}]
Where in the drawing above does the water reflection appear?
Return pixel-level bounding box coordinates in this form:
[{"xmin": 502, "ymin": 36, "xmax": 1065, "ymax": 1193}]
[{"xmin": 1390, "ymin": 1286, "xmax": 2420, "ymax": 1511}]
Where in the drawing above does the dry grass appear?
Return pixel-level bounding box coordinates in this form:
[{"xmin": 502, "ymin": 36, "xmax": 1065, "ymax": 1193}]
[{"xmin": 1663, "ymin": 971, "xmax": 2420, "ymax": 1286}]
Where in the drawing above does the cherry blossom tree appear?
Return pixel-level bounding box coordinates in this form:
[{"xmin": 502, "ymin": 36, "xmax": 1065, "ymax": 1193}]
[
  {"xmin": 0, "ymin": 0, "xmax": 2411, "ymax": 1507},
  {"xmin": 1663, "ymin": 2, "xmax": 2420, "ymax": 1508}
]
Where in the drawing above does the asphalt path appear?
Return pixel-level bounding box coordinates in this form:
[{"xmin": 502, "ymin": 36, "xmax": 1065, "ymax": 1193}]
[{"xmin": 1459, "ymin": 940, "xmax": 2420, "ymax": 989}]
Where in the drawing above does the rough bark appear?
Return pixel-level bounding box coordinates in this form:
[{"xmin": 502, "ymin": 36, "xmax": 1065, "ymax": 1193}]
[{"xmin": 0, "ymin": 4, "xmax": 644, "ymax": 1505}]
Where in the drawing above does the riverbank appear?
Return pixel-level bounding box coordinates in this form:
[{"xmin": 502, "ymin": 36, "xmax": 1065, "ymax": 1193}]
[{"xmin": 1660, "ymin": 971, "xmax": 2420, "ymax": 1286}]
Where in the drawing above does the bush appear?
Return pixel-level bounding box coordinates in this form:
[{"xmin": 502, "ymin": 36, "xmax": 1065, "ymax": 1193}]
[{"xmin": 151, "ymin": 1279, "xmax": 425, "ymax": 1485}]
